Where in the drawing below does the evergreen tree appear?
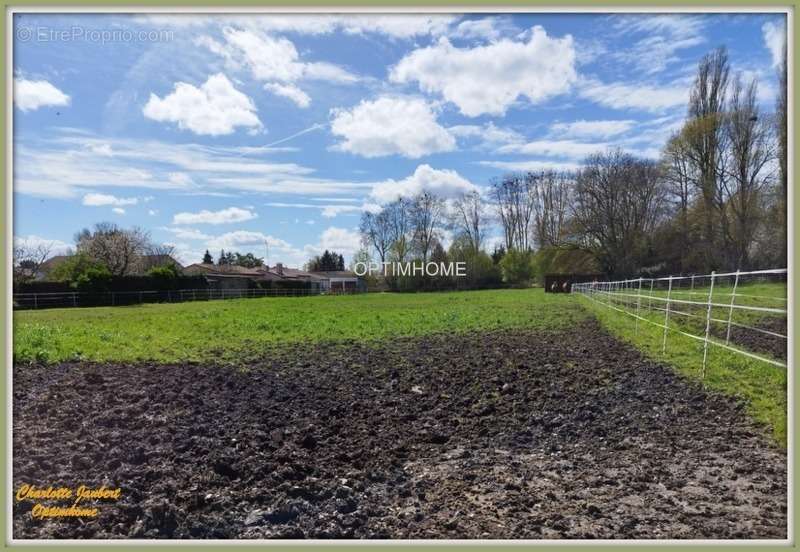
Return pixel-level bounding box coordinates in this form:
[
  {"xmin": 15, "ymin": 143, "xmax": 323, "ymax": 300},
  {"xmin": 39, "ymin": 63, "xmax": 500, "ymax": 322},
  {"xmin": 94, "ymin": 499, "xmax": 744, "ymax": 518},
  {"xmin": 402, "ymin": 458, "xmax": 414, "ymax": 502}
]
[
  {"xmin": 203, "ymin": 250, "xmax": 213, "ymax": 264},
  {"xmin": 218, "ymin": 249, "xmax": 227, "ymax": 265}
]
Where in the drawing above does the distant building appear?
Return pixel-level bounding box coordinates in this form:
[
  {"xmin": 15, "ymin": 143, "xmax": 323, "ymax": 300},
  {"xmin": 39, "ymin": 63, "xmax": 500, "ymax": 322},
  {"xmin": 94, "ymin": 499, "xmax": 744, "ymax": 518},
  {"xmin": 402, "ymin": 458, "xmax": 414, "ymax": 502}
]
[
  {"xmin": 308, "ymin": 270, "xmax": 365, "ymax": 292},
  {"xmin": 181, "ymin": 262, "xmax": 362, "ymax": 292}
]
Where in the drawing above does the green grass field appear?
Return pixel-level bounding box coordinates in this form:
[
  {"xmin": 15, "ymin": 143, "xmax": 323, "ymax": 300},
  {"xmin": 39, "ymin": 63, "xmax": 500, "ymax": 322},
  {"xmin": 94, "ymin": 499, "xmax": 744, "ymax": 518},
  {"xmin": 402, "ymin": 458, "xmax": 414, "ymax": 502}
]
[
  {"xmin": 13, "ymin": 289, "xmax": 588, "ymax": 365},
  {"xmin": 13, "ymin": 286, "xmax": 787, "ymax": 445}
]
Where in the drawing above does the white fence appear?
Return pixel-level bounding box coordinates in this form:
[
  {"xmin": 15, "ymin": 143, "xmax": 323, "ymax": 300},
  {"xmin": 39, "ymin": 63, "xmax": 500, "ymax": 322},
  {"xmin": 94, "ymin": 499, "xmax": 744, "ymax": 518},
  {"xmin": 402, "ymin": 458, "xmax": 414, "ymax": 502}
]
[{"xmin": 572, "ymin": 268, "xmax": 788, "ymax": 375}]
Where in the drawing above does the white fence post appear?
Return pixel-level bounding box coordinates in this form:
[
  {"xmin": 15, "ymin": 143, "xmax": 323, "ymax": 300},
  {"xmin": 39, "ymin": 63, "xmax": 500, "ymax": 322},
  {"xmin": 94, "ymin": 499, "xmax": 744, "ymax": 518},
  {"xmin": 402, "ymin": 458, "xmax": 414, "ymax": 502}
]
[
  {"xmin": 725, "ymin": 269, "xmax": 740, "ymax": 344},
  {"xmin": 635, "ymin": 277, "xmax": 643, "ymax": 334},
  {"xmin": 648, "ymin": 278, "xmax": 654, "ymax": 312},
  {"xmin": 701, "ymin": 271, "xmax": 716, "ymax": 380},
  {"xmin": 662, "ymin": 275, "xmax": 673, "ymax": 354}
]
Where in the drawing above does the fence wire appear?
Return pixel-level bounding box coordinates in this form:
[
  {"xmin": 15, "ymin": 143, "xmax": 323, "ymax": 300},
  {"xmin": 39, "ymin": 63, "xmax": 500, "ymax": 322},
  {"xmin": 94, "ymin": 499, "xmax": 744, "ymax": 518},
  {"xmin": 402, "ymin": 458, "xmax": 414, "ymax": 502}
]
[{"xmin": 572, "ymin": 269, "xmax": 788, "ymax": 374}]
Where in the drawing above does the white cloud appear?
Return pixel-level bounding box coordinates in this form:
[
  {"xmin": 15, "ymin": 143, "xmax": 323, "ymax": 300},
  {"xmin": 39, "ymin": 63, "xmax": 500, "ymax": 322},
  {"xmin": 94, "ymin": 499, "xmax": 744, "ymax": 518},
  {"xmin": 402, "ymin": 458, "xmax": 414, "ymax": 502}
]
[
  {"xmin": 762, "ymin": 21, "xmax": 786, "ymax": 68},
  {"xmin": 206, "ymin": 230, "xmax": 292, "ymax": 251},
  {"xmin": 14, "ymin": 79, "xmax": 70, "ymax": 112},
  {"xmin": 578, "ymin": 77, "xmax": 688, "ymax": 112},
  {"xmin": 370, "ymin": 164, "xmax": 478, "ymax": 203},
  {"xmin": 162, "ymin": 227, "xmax": 213, "ymax": 241},
  {"xmin": 200, "ymin": 27, "xmax": 358, "ymax": 85},
  {"xmin": 498, "ymin": 139, "xmax": 607, "ymax": 160},
  {"xmin": 143, "ymin": 73, "xmax": 262, "ymax": 136},
  {"xmin": 313, "ymin": 226, "xmax": 362, "ymax": 256},
  {"xmin": 550, "ymin": 119, "xmax": 635, "ymax": 139},
  {"xmin": 172, "ymin": 206, "xmax": 258, "ymax": 225},
  {"xmin": 112, "ymin": 207, "xmax": 126, "ymax": 215},
  {"xmin": 477, "ymin": 159, "xmax": 581, "ymax": 172},
  {"xmin": 264, "ymin": 201, "xmax": 380, "ymax": 218},
  {"xmin": 450, "ymin": 16, "xmax": 514, "ymax": 41},
  {"xmin": 264, "ymin": 82, "xmax": 311, "ymax": 108},
  {"xmin": 13, "ymin": 235, "xmax": 72, "ymax": 256},
  {"xmin": 88, "ymin": 143, "xmax": 114, "ymax": 156},
  {"xmin": 390, "ymin": 26, "xmax": 576, "ymax": 117},
  {"xmin": 330, "ymin": 96, "xmax": 456, "ymax": 158},
  {"xmin": 611, "ymin": 15, "xmax": 706, "ymax": 75},
  {"xmin": 168, "ymin": 172, "xmax": 193, "ymax": 187},
  {"xmin": 82, "ymin": 192, "xmax": 139, "ymax": 207},
  {"xmin": 448, "ymin": 122, "xmax": 524, "ymax": 149},
  {"xmin": 142, "ymin": 14, "xmax": 457, "ymax": 39},
  {"xmin": 148, "ymin": 209, "xmax": 159, "ymax": 216}
]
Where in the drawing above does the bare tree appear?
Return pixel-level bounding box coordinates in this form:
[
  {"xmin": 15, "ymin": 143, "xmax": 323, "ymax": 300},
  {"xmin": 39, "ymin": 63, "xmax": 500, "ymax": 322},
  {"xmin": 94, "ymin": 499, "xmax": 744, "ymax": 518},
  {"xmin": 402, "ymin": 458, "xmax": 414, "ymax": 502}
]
[
  {"xmin": 13, "ymin": 240, "xmax": 53, "ymax": 282},
  {"xmin": 662, "ymin": 132, "xmax": 697, "ymax": 271},
  {"xmin": 384, "ymin": 197, "xmax": 412, "ymax": 262},
  {"xmin": 75, "ymin": 223, "xmax": 152, "ymax": 276},
  {"xmin": 722, "ymin": 75, "xmax": 776, "ymax": 269},
  {"xmin": 776, "ymin": 43, "xmax": 788, "ymax": 265},
  {"xmin": 528, "ymin": 170, "xmax": 573, "ymax": 248},
  {"xmin": 410, "ymin": 191, "xmax": 445, "ymax": 263},
  {"xmin": 572, "ymin": 149, "xmax": 666, "ymax": 276},
  {"xmin": 450, "ymin": 190, "xmax": 487, "ymax": 253},
  {"xmin": 490, "ymin": 174, "xmax": 535, "ymax": 251},
  {"xmin": 359, "ymin": 209, "xmax": 393, "ymax": 264}
]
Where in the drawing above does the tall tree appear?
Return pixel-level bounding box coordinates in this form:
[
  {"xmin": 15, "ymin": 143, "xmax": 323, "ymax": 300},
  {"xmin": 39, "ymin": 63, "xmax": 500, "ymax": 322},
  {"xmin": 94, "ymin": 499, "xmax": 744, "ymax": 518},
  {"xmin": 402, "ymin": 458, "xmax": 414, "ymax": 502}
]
[
  {"xmin": 410, "ymin": 191, "xmax": 445, "ymax": 263},
  {"xmin": 203, "ymin": 250, "xmax": 213, "ymax": 264},
  {"xmin": 528, "ymin": 170, "xmax": 572, "ymax": 248},
  {"xmin": 662, "ymin": 132, "xmax": 697, "ymax": 272},
  {"xmin": 684, "ymin": 46, "xmax": 730, "ymax": 268},
  {"xmin": 490, "ymin": 174, "xmax": 535, "ymax": 252},
  {"xmin": 359, "ymin": 209, "xmax": 393, "ymax": 264},
  {"xmin": 450, "ymin": 190, "xmax": 488, "ymax": 253},
  {"xmin": 723, "ymin": 75, "xmax": 775, "ymax": 269},
  {"xmin": 384, "ymin": 198, "xmax": 412, "ymax": 262},
  {"xmin": 572, "ymin": 149, "xmax": 666, "ymax": 276}
]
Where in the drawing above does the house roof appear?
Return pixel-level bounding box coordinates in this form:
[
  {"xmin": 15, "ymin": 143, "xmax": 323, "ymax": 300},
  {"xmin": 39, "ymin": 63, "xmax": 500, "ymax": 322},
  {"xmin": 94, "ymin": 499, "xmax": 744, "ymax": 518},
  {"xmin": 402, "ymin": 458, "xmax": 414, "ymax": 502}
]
[
  {"xmin": 309, "ymin": 271, "xmax": 360, "ymax": 279},
  {"xmin": 269, "ymin": 266, "xmax": 325, "ymax": 280},
  {"xmin": 183, "ymin": 263, "xmax": 284, "ymax": 280},
  {"xmin": 136, "ymin": 254, "xmax": 183, "ymax": 269},
  {"xmin": 39, "ymin": 255, "xmax": 69, "ymax": 273}
]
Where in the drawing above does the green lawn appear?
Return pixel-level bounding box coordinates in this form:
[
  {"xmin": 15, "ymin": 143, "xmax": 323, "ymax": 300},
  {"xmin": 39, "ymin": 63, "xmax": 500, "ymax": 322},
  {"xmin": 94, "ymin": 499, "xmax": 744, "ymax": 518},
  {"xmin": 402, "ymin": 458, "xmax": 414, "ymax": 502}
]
[
  {"xmin": 14, "ymin": 287, "xmax": 787, "ymax": 446},
  {"xmin": 14, "ymin": 289, "xmax": 587, "ymax": 365}
]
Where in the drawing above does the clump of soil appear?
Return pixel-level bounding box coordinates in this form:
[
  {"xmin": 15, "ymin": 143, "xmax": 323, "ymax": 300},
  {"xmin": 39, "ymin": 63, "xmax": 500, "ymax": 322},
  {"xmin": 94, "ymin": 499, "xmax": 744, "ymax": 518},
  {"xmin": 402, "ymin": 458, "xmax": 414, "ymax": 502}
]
[{"xmin": 13, "ymin": 321, "xmax": 786, "ymax": 539}]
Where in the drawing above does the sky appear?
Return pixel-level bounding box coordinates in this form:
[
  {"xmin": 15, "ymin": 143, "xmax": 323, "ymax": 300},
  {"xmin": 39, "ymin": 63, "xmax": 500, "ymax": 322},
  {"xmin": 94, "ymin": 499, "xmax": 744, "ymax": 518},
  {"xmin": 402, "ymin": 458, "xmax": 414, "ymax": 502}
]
[{"xmin": 12, "ymin": 11, "xmax": 787, "ymax": 268}]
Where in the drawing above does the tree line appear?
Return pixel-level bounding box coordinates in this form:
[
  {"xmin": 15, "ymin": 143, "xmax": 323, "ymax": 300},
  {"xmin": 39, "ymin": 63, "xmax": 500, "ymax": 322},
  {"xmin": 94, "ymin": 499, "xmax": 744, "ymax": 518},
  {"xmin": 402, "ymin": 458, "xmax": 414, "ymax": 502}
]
[{"xmin": 358, "ymin": 45, "xmax": 787, "ymax": 284}]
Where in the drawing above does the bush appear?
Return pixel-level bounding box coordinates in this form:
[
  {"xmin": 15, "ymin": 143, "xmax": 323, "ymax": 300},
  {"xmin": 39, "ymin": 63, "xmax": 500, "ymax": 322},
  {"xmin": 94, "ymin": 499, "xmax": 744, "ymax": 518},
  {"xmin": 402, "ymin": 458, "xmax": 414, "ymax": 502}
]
[
  {"xmin": 499, "ymin": 249, "xmax": 535, "ymax": 287},
  {"xmin": 74, "ymin": 265, "xmax": 112, "ymax": 292},
  {"xmin": 147, "ymin": 264, "xmax": 179, "ymax": 279}
]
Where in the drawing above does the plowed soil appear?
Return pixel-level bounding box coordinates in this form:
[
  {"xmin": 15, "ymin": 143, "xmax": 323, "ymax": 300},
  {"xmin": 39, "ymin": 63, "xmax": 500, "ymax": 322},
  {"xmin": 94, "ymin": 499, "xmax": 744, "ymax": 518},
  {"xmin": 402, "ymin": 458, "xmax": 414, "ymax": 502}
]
[{"xmin": 13, "ymin": 320, "xmax": 786, "ymax": 539}]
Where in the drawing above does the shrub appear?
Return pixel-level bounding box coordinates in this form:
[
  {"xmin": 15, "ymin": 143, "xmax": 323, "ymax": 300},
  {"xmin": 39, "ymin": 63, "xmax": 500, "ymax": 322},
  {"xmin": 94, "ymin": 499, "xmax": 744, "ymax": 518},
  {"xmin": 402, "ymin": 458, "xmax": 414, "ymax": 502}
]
[{"xmin": 499, "ymin": 249, "xmax": 535, "ymax": 287}]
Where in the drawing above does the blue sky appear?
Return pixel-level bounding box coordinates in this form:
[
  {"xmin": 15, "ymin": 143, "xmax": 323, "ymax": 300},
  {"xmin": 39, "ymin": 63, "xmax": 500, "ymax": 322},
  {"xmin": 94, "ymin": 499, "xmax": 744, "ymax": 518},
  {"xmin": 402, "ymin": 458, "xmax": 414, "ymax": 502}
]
[{"xmin": 13, "ymin": 12, "xmax": 787, "ymax": 267}]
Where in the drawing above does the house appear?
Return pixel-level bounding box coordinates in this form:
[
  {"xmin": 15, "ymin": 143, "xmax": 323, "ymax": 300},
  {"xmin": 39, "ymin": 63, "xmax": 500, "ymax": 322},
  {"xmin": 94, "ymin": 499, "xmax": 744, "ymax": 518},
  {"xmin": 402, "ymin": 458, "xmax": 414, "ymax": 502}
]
[
  {"xmin": 182, "ymin": 263, "xmax": 280, "ymax": 290},
  {"xmin": 309, "ymin": 270, "xmax": 365, "ymax": 292},
  {"xmin": 181, "ymin": 262, "xmax": 327, "ymax": 292}
]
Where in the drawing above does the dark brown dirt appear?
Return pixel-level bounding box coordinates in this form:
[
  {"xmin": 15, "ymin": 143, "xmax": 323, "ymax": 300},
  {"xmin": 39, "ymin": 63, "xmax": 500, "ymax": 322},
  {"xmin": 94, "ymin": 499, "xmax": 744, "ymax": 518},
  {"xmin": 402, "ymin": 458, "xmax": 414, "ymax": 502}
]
[
  {"xmin": 13, "ymin": 321, "xmax": 786, "ymax": 539},
  {"xmin": 721, "ymin": 317, "xmax": 787, "ymax": 361}
]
